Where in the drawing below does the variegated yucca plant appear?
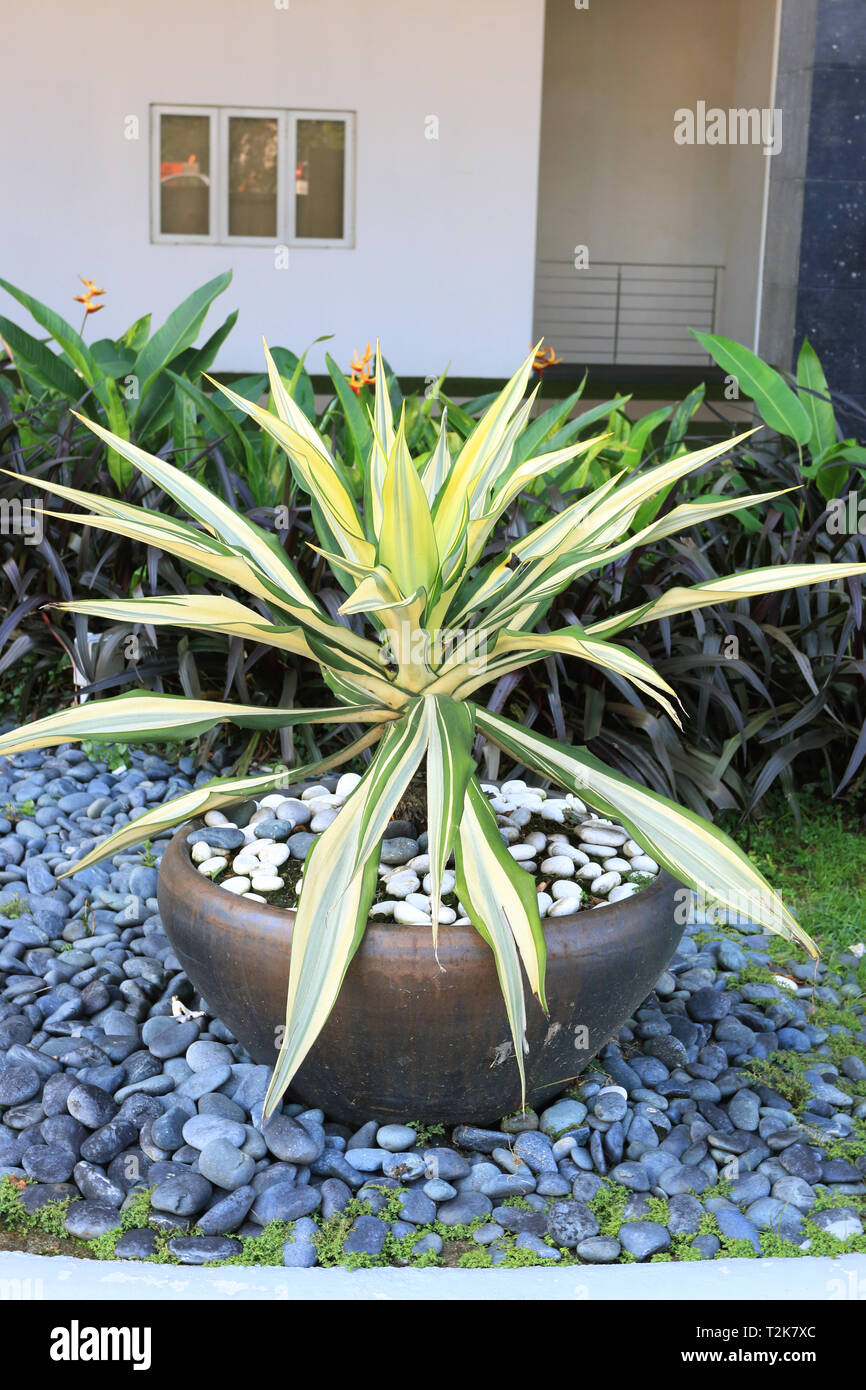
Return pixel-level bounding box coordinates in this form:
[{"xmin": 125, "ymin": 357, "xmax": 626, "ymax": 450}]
[{"xmin": 2, "ymin": 343, "xmax": 861, "ymax": 1120}]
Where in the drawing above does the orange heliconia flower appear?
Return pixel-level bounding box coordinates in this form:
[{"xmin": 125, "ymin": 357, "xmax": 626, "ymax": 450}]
[
  {"xmin": 74, "ymin": 276, "xmax": 106, "ymax": 316},
  {"xmin": 532, "ymin": 345, "xmax": 561, "ymax": 375},
  {"xmin": 349, "ymin": 342, "xmax": 375, "ymax": 395}
]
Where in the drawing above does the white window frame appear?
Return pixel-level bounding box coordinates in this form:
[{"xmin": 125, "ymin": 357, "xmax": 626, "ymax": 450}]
[
  {"xmin": 150, "ymin": 105, "xmax": 218, "ymax": 246},
  {"xmin": 150, "ymin": 104, "xmax": 355, "ymax": 248},
  {"xmin": 219, "ymin": 107, "xmax": 286, "ymax": 247},
  {"xmin": 288, "ymin": 110, "xmax": 356, "ymax": 249}
]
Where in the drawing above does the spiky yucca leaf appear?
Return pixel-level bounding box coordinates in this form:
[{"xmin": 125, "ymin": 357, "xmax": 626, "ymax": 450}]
[
  {"xmin": 265, "ymin": 710, "xmax": 428, "ymax": 1116},
  {"xmin": 424, "ymin": 696, "xmax": 475, "ymax": 951},
  {"xmin": 0, "ymin": 692, "xmax": 382, "ymax": 758},
  {"xmin": 474, "ymin": 707, "xmax": 817, "ymax": 956},
  {"xmin": 61, "ymin": 728, "xmax": 386, "ymax": 878}
]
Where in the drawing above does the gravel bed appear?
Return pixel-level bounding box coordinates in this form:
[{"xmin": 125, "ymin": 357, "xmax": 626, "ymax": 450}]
[{"xmin": 1, "ymin": 742, "xmax": 865, "ymax": 1269}]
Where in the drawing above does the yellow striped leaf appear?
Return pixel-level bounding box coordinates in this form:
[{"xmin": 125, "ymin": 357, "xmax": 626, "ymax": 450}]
[
  {"xmin": 475, "ymin": 707, "xmax": 818, "ymax": 955},
  {"xmin": 493, "ymin": 628, "xmax": 683, "ymax": 726},
  {"xmin": 424, "ymin": 695, "xmax": 475, "ymax": 952},
  {"xmin": 0, "ymin": 692, "xmax": 386, "ymax": 758},
  {"xmin": 263, "ymin": 724, "xmax": 425, "ymax": 1117},
  {"xmin": 58, "ymin": 728, "xmax": 385, "ymax": 880},
  {"xmin": 72, "ymin": 412, "xmax": 319, "ymax": 610},
  {"xmin": 53, "ymin": 595, "xmax": 314, "ymax": 658},
  {"xmin": 213, "ymin": 364, "xmax": 373, "ymax": 567},
  {"xmin": 453, "ymin": 776, "xmax": 549, "ymax": 1105},
  {"xmin": 433, "ymin": 346, "xmax": 538, "ymax": 557},
  {"xmin": 585, "ymin": 563, "xmax": 866, "ymax": 638},
  {"xmin": 378, "ymin": 412, "xmax": 439, "ymax": 599}
]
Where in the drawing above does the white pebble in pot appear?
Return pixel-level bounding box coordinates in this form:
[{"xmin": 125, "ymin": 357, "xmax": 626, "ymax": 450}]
[
  {"xmin": 630, "ymin": 855, "xmax": 659, "ymax": 874},
  {"xmin": 197, "ymin": 856, "xmax": 227, "ymax": 877},
  {"xmin": 301, "ymin": 784, "xmax": 330, "ymax": 801},
  {"xmin": 394, "ymin": 903, "xmax": 432, "ymax": 926},
  {"xmin": 251, "ymin": 873, "xmax": 285, "ymax": 892},
  {"xmin": 541, "ymin": 855, "xmax": 575, "ymax": 877},
  {"xmin": 552, "ymin": 880, "xmax": 583, "ymax": 901},
  {"xmin": 422, "ymin": 871, "xmax": 455, "ymax": 895},
  {"xmin": 191, "ymin": 842, "xmax": 214, "ymax": 865},
  {"xmin": 221, "ymin": 876, "xmax": 251, "ymax": 895},
  {"xmin": 508, "ymin": 844, "xmax": 535, "ymax": 861},
  {"xmin": 602, "ymin": 857, "xmax": 632, "ymax": 874},
  {"xmin": 336, "ymin": 771, "xmax": 362, "ymax": 796},
  {"xmin": 385, "ymin": 869, "xmax": 420, "ymax": 898},
  {"xmin": 310, "ymin": 809, "xmax": 338, "ymax": 832},
  {"xmin": 526, "ymin": 830, "xmax": 547, "ymax": 851},
  {"xmin": 607, "ymin": 883, "xmax": 638, "ymax": 902},
  {"xmin": 592, "ymin": 871, "xmax": 622, "ymax": 896},
  {"xmin": 578, "ymin": 826, "xmax": 627, "ymax": 848},
  {"xmin": 547, "ymin": 841, "xmax": 590, "ymax": 865},
  {"xmin": 277, "ymin": 798, "xmax": 310, "ymax": 824},
  {"xmin": 583, "ymin": 842, "xmax": 616, "ymax": 861},
  {"xmin": 548, "ymin": 896, "xmax": 581, "ymax": 916},
  {"xmin": 232, "ymin": 854, "xmax": 260, "ymax": 875},
  {"xmin": 537, "ymin": 891, "xmax": 553, "ymax": 915},
  {"xmin": 260, "ymin": 793, "xmax": 286, "ymax": 809},
  {"xmin": 259, "ymin": 843, "xmax": 290, "ymax": 867},
  {"xmin": 577, "ymin": 862, "xmax": 602, "ymax": 882},
  {"xmin": 436, "ymin": 906, "xmax": 457, "ymax": 924},
  {"xmin": 370, "ymin": 901, "xmax": 398, "ymax": 918},
  {"xmin": 204, "ymin": 810, "xmax": 231, "ymax": 827}
]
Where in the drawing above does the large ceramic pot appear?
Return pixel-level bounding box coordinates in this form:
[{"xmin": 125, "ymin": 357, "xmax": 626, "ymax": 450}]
[{"xmin": 158, "ymin": 798, "xmax": 683, "ymax": 1126}]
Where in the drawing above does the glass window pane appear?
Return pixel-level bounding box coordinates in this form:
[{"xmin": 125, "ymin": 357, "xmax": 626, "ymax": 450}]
[
  {"xmin": 228, "ymin": 116, "xmax": 279, "ymax": 238},
  {"xmin": 295, "ymin": 119, "xmax": 345, "ymax": 239},
  {"xmin": 160, "ymin": 114, "xmax": 210, "ymax": 236}
]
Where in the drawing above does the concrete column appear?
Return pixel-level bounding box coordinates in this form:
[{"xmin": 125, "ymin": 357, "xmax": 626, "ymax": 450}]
[{"xmin": 758, "ymin": 0, "xmax": 818, "ymax": 370}]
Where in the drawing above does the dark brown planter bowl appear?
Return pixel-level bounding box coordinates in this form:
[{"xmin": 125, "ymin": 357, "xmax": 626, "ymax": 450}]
[{"xmin": 158, "ymin": 804, "xmax": 683, "ymax": 1126}]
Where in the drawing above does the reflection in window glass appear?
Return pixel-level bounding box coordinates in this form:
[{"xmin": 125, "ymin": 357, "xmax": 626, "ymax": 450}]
[
  {"xmin": 160, "ymin": 114, "xmax": 211, "ymax": 235},
  {"xmin": 228, "ymin": 117, "xmax": 278, "ymax": 237},
  {"xmin": 295, "ymin": 119, "xmax": 345, "ymax": 239}
]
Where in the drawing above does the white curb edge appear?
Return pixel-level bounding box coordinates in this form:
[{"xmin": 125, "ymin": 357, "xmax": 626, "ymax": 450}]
[{"xmin": 1, "ymin": 1250, "xmax": 864, "ymax": 1300}]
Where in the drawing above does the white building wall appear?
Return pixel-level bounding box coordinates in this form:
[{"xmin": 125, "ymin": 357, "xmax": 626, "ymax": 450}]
[
  {"xmin": 718, "ymin": 0, "xmax": 781, "ymax": 347},
  {"xmin": 1, "ymin": 0, "xmax": 546, "ymax": 377},
  {"xmin": 535, "ymin": 0, "xmax": 778, "ymax": 355}
]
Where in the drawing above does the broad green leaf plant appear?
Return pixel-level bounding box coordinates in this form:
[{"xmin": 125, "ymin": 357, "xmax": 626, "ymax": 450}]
[
  {"xmin": 694, "ymin": 330, "xmax": 866, "ymax": 502},
  {"xmin": 2, "ymin": 343, "xmax": 861, "ymax": 1120}
]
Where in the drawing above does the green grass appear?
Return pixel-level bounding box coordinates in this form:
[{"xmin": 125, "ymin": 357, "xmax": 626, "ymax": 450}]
[
  {"xmin": 722, "ymin": 789, "xmax": 866, "ymax": 950},
  {"xmin": 79, "ymin": 737, "xmax": 198, "ymax": 771},
  {"xmin": 0, "ymin": 894, "xmax": 29, "ymax": 920}
]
